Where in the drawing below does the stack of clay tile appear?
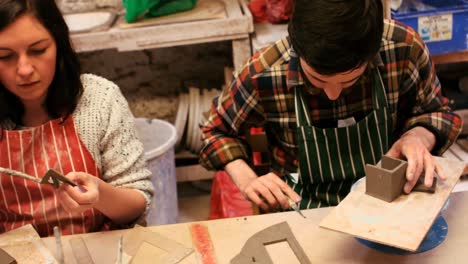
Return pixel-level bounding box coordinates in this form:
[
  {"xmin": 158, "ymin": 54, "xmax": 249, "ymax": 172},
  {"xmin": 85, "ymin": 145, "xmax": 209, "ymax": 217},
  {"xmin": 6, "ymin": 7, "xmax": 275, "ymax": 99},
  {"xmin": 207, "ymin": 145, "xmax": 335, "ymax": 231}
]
[{"xmin": 174, "ymin": 87, "xmax": 221, "ymax": 154}]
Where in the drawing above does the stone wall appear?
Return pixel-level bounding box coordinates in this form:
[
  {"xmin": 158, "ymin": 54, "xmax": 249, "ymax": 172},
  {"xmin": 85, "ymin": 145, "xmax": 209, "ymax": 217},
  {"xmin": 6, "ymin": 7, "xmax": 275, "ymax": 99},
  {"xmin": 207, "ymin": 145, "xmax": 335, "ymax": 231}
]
[{"xmin": 78, "ymin": 41, "xmax": 232, "ymax": 122}]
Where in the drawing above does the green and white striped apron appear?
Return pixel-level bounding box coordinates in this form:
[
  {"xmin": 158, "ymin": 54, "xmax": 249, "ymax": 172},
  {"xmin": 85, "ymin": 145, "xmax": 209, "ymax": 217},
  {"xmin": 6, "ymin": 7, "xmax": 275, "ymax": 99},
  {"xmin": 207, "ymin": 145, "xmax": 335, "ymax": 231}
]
[{"xmin": 286, "ymin": 66, "xmax": 392, "ymax": 209}]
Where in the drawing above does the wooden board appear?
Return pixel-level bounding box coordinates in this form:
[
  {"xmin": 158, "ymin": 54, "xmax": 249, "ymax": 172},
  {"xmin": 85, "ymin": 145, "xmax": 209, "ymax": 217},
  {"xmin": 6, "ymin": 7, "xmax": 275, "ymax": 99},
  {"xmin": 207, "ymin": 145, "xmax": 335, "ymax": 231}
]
[
  {"xmin": 41, "ymin": 191, "xmax": 468, "ymax": 263},
  {"xmin": 319, "ymin": 156, "xmax": 466, "ymax": 251},
  {"xmin": 0, "ymin": 225, "xmax": 57, "ymax": 264},
  {"xmin": 119, "ymin": 0, "xmax": 226, "ymax": 29}
]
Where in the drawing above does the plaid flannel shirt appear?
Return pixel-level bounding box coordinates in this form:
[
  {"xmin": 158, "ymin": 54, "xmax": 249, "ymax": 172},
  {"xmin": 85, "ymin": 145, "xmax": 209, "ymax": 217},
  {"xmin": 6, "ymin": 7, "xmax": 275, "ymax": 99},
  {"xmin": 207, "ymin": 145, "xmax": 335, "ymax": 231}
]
[{"xmin": 200, "ymin": 19, "xmax": 462, "ymax": 175}]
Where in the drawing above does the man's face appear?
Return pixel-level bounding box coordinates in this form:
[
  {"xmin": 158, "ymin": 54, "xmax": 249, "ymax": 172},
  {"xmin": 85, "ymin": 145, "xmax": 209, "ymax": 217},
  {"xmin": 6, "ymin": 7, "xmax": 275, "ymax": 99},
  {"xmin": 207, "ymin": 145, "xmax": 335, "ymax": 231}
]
[{"xmin": 300, "ymin": 58, "xmax": 367, "ymax": 100}]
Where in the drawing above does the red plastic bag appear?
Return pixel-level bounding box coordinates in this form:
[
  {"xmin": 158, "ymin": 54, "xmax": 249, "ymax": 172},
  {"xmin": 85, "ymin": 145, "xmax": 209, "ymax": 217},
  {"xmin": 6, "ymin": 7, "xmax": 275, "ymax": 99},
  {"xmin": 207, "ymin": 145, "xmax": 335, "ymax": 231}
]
[
  {"xmin": 209, "ymin": 171, "xmax": 255, "ymax": 219},
  {"xmin": 266, "ymin": 0, "xmax": 293, "ymax": 23},
  {"xmin": 248, "ymin": 0, "xmax": 293, "ymax": 24}
]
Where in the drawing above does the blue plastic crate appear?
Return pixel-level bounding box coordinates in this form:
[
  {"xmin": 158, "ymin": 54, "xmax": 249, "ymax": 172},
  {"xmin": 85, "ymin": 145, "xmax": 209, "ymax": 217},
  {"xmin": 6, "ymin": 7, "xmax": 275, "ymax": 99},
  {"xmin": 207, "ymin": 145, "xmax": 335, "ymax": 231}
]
[{"xmin": 392, "ymin": 0, "xmax": 468, "ymax": 55}]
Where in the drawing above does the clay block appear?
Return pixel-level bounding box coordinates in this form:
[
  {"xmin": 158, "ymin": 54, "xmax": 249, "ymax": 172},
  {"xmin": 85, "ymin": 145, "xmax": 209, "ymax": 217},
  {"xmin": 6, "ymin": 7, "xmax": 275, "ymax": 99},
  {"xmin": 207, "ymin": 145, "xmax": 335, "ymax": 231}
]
[
  {"xmin": 0, "ymin": 248, "xmax": 16, "ymax": 264},
  {"xmin": 365, "ymin": 156, "xmax": 408, "ymax": 202},
  {"xmin": 413, "ymin": 176, "xmax": 437, "ymax": 193}
]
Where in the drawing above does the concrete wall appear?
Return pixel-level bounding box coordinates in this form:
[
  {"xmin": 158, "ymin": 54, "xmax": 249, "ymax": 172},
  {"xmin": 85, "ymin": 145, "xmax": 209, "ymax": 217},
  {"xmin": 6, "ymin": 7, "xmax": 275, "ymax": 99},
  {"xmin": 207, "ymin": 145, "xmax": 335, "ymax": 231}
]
[{"xmin": 78, "ymin": 41, "xmax": 232, "ymax": 122}]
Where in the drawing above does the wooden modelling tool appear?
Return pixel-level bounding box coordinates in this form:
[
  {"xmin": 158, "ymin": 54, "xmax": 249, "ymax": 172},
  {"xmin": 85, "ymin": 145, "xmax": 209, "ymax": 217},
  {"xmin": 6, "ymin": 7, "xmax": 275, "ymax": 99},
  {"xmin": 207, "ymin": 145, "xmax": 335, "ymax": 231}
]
[
  {"xmin": 320, "ymin": 157, "xmax": 466, "ymax": 252},
  {"xmin": 0, "ymin": 167, "xmax": 76, "ymax": 189}
]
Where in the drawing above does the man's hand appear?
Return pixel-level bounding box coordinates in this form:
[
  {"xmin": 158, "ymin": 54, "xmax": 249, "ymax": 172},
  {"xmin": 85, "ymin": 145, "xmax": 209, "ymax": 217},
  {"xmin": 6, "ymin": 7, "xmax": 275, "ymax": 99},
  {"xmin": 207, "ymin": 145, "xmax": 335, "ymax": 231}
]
[
  {"xmin": 56, "ymin": 172, "xmax": 100, "ymax": 214},
  {"xmin": 239, "ymin": 172, "xmax": 301, "ymax": 212},
  {"xmin": 386, "ymin": 126, "xmax": 446, "ymax": 193}
]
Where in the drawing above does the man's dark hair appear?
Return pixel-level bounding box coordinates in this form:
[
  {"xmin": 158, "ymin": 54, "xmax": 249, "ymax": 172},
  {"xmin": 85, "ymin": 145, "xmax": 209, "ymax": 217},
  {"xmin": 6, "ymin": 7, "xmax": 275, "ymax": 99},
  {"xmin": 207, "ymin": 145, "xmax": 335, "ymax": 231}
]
[
  {"xmin": 0, "ymin": 0, "xmax": 82, "ymax": 127},
  {"xmin": 288, "ymin": 0, "xmax": 384, "ymax": 75}
]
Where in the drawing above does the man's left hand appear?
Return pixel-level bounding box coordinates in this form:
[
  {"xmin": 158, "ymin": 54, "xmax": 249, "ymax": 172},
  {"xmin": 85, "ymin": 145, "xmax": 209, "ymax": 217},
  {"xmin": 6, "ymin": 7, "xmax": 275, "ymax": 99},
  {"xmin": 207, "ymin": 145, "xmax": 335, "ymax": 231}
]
[{"xmin": 386, "ymin": 126, "xmax": 446, "ymax": 193}]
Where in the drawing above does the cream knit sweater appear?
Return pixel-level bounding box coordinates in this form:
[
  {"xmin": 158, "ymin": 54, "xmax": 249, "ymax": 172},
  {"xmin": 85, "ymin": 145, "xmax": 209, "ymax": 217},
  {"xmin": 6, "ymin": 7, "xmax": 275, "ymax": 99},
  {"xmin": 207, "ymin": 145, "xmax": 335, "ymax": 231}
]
[{"xmin": 73, "ymin": 74, "xmax": 153, "ymax": 221}]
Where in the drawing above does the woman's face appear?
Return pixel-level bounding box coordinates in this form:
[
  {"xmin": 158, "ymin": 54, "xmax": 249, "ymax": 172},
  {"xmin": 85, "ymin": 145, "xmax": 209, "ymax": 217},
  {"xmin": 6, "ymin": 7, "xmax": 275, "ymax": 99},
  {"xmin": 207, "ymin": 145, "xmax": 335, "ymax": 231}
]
[{"xmin": 0, "ymin": 14, "xmax": 57, "ymax": 108}]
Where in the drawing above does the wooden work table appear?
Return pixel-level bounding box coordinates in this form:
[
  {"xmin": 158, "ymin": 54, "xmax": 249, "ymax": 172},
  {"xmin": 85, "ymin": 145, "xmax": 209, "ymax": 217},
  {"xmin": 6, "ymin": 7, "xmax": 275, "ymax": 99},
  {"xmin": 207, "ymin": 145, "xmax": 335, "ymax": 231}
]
[{"xmin": 41, "ymin": 191, "xmax": 468, "ymax": 264}]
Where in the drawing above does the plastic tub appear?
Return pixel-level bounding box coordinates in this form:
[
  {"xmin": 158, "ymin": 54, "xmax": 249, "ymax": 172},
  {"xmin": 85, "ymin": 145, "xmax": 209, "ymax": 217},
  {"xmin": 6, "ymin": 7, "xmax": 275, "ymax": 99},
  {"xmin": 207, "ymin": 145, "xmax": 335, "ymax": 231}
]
[
  {"xmin": 134, "ymin": 118, "xmax": 178, "ymax": 225},
  {"xmin": 391, "ymin": 0, "xmax": 468, "ymax": 55}
]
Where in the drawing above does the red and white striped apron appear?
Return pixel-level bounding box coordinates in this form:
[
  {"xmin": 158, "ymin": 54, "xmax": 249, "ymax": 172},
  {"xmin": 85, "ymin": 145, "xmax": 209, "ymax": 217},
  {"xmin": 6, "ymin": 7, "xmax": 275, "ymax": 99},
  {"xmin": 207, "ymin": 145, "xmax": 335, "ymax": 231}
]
[{"xmin": 0, "ymin": 116, "xmax": 109, "ymax": 237}]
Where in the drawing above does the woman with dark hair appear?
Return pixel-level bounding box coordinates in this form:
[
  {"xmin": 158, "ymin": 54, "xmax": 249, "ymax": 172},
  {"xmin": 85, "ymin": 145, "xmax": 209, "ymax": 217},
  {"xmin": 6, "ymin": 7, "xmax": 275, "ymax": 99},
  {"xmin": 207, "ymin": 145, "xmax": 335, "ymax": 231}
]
[
  {"xmin": 0, "ymin": 0, "xmax": 153, "ymax": 237},
  {"xmin": 200, "ymin": 0, "xmax": 462, "ymax": 212}
]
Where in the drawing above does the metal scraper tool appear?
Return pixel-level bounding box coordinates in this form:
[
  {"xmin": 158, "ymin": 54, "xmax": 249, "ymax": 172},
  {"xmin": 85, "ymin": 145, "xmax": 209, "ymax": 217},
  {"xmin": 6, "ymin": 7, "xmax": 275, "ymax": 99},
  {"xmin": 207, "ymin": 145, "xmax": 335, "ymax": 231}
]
[{"xmin": 288, "ymin": 198, "xmax": 306, "ymax": 218}]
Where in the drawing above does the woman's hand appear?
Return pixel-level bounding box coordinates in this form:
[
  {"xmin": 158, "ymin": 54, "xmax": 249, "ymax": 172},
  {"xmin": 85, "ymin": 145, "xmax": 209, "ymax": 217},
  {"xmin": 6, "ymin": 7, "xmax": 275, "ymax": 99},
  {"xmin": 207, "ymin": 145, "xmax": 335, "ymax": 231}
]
[
  {"xmin": 386, "ymin": 126, "xmax": 446, "ymax": 193},
  {"xmin": 56, "ymin": 172, "xmax": 100, "ymax": 214}
]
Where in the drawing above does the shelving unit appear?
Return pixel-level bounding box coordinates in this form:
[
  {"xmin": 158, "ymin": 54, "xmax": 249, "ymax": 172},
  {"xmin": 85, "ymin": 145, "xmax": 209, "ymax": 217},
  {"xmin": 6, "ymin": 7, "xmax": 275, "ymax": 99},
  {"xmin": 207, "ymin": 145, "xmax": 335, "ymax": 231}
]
[
  {"xmin": 70, "ymin": 0, "xmax": 254, "ymax": 70},
  {"xmin": 432, "ymin": 50, "xmax": 468, "ymax": 65}
]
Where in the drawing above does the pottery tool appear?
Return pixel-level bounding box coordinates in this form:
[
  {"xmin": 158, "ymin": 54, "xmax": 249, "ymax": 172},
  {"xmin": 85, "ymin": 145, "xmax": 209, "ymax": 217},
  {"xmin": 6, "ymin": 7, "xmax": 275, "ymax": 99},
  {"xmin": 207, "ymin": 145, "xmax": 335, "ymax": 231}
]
[
  {"xmin": 320, "ymin": 157, "xmax": 466, "ymax": 252},
  {"xmin": 0, "ymin": 167, "xmax": 76, "ymax": 189},
  {"xmin": 54, "ymin": 226, "xmax": 64, "ymax": 264},
  {"xmin": 288, "ymin": 198, "xmax": 306, "ymax": 219},
  {"xmin": 190, "ymin": 223, "xmax": 218, "ymax": 264},
  {"xmin": 116, "ymin": 235, "xmax": 123, "ymax": 264}
]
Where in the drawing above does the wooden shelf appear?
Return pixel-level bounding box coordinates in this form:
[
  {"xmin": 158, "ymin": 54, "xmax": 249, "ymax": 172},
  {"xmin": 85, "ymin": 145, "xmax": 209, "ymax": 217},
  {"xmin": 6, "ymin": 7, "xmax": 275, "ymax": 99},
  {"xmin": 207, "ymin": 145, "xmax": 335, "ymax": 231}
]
[
  {"xmin": 175, "ymin": 150, "xmax": 214, "ymax": 182},
  {"xmin": 432, "ymin": 50, "xmax": 468, "ymax": 65},
  {"xmin": 69, "ymin": 0, "xmax": 253, "ymax": 70},
  {"xmin": 176, "ymin": 164, "xmax": 214, "ymax": 182},
  {"xmin": 70, "ymin": 0, "xmax": 253, "ymax": 52}
]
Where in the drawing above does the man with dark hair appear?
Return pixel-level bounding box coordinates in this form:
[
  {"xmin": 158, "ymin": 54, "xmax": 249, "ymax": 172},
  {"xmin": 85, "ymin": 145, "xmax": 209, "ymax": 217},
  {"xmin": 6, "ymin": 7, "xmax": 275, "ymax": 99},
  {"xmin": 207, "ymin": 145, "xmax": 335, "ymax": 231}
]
[{"xmin": 200, "ymin": 0, "xmax": 462, "ymax": 212}]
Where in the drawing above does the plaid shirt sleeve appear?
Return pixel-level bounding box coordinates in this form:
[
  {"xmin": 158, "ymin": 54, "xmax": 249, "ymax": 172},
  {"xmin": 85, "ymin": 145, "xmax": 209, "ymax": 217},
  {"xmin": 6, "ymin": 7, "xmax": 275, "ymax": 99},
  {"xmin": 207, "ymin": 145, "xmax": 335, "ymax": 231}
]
[
  {"xmin": 397, "ymin": 25, "xmax": 462, "ymax": 155},
  {"xmin": 199, "ymin": 54, "xmax": 267, "ymax": 170}
]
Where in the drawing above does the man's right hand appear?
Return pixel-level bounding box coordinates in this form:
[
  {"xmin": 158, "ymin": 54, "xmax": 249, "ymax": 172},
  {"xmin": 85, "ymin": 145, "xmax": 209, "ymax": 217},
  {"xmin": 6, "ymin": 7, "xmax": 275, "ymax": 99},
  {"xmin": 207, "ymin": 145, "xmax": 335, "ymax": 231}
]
[
  {"xmin": 240, "ymin": 172, "xmax": 301, "ymax": 212},
  {"xmin": 225, "ymin": 159, "xmax": 301, "ymax": 212}
]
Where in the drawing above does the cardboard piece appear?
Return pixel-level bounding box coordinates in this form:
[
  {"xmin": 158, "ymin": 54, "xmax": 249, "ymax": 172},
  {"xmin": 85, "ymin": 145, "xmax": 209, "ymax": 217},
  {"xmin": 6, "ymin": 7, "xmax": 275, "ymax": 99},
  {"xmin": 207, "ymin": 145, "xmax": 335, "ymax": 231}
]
[
  {"xmin": 413, "ymin": 177, "xmax": 437, "ymax": 193},
  {"xmin": 69, "ymin": 237, "xmax": 94, "ymax": 264},
  {"xmin": 231, "ymin": 222, "xmax": 311, "ymax": 264},
  {"xmin": 119, "ymin": 0, "xmax": 226, "ymax": 29},
  {"xmin": 0, "ymin": 248, "xmax": 16, "ymax": 264},
  {"xmin": 320, "ymin": 156, "xmax": 466, "ymax": 252},
  {"xmin": 124, "ymin": 226, "xmax": 193, "ymax": 263},
  {"xmin": 365, "ymin": 156, "xmax": 408, "ymax": 202},
  {"xmin": 0, "ymin": 225, "xmax": 57, "ymax": 264}
]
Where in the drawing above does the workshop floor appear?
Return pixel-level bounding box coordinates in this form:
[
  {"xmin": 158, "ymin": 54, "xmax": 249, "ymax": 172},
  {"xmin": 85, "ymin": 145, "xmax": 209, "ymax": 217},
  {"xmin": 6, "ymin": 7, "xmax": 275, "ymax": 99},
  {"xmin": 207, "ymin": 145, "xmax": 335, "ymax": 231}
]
[{"xmin": 177, "ymin": 180, "xmax": 212, "ymax": 223}]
